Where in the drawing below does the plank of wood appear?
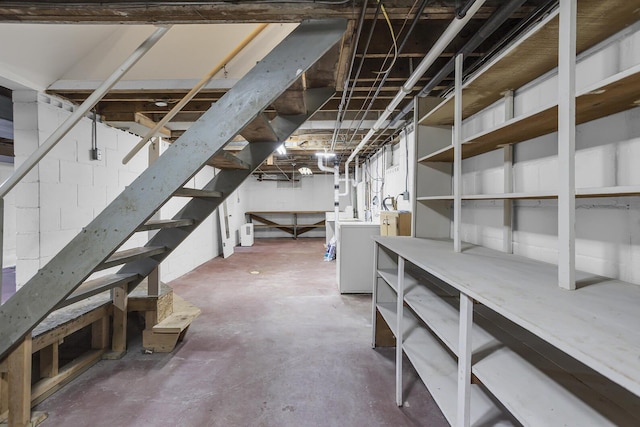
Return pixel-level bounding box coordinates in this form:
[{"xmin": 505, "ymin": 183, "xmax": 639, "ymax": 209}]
[
  {"xmin": 173, "ymin": 188, "xmax": 222, "ymax": 198},
  {"xmin": 32, "ymin": 304, "xmax": 110, "ymax": 353},
  {"xmin": 207, "ymin": 150, "xmax": 251, "ymax": 170},
  {"xmin": 0, "ymin": 371, "xmax": 7, "ymax": 415},
  {"xmin": 135, "ymin": 219, "xmax": 194, "ymax": 232},
  {"xmin": 112, "ymin": 284, "xmax": 128, "ymax": 353},
  {"xmin": 39, "ymin": 343, "xmax": 59, "ymax": 379},
  {"xmin": 8, "ymin": 336, "xmax": 31, "ymax": 427},
  {"xmin": 142, "ymin": 330, "xmax": 180, "ymax": 353},
  {"xmin": 152, "ymin": 295, "xmax": 200, "ymax": 334},
  {"xmin": 30, "ymin": 349, "xmax": 104, "ymax": 407},
  {"xmin": 95, "ymin": 246, "xmax": 166, "ymax": 272},
  {"xmin": 58, "ymin": 273, "xmax": 138, "ymax": 309},
  {"xmin": 91, "ymin": 317, "xmax": 109, "ymax": 350}
]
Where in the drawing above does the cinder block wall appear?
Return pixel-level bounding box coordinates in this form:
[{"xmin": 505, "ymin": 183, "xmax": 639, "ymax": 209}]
[{"xmin": 11, "ymin": 92, "xmax": 221, "ymax": 288}]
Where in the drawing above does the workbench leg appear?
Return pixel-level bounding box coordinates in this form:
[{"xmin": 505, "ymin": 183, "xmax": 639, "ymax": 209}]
[
  {"xmin": 91, "ymin": 316, "xmax": 110, "ymax": 350},
  {"xmin": 8, "ymin": 335, "xmax": 32, "ymax": 427},
  {"xmin": 39, "ymin": 342, "xmax": 59, "ymax": 379},
  {"xmin": 112, "ymin": 284, "xmax": 128, "ymax": 353}
]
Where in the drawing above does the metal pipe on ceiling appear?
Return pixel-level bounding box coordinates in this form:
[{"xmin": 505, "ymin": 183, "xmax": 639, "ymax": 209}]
[
  {"xmin": 389, "ymin": 0, "xmax": 556, "ymax": 128},
  {"xmin": 342, "ymin": 0, "xmax": 488, "ymax": 192}
]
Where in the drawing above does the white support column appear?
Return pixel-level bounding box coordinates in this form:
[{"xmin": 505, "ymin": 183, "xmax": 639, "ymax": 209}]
[
  {"xmin": 371, "ymin": 241, "xmax": 379, "ymax": 349},
  {"xmin": 395, "ymin": 256, "xmax": 405, "ymax": 407},
  {"xmin": 503, "ymin": 90, "xmax": 514, "ymax": 254},
  {"xmin": 453, "ymin": 54, "xmax": 463, "ymax": 253},
  {"xmin": 457, "ymin": 293, "xmax": 473, "ymax": 427},
  {"xmin": 558, "ymin": 0, "xmax": 577, "ymax": 290}
]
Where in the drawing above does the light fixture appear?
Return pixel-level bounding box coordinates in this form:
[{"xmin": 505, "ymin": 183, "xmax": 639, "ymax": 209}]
[
  {"xmin": 315, "ymin": 152, "xmax": 335, "ymax": 158},
  {"xmin": 276, "ymin": 144, "xmax": 286, "ymax": 155},
  {"xmin": 154, "ymin": 100, "xmax": 169, "ymax": 107},
  {"xmin": 298, "ymin": 167, "xmax": 313, "ymax": 175}
]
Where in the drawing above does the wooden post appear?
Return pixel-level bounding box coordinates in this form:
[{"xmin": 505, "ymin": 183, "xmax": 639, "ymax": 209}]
[
  {"xmin": 91, "ymin": 317, "xmax": 110, "ymax": 350},
  {"xmin": 1, "ymin": 364, "xmax": 8, "ymax": 416},
  {"xmin": 112, "ymin": 284, "xmax": 128, "ymax": 353},
  {"xmin": 457, "ymin": 293, "xmax": 473, "ymax": 427},
  {"xmin": 39, "ymin": 342, "xmax": 59, "ymax": 378},
  {"xmin": 8, "ymin": 335, "xmax": 32, "ymax": 427}
]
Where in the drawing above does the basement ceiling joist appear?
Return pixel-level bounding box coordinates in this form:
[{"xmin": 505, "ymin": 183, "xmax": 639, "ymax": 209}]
[
  {"xmin": 0, "ymin": 0, "xmax": 554, "ymax": 174},
  {"xmin": 0, "ymin": 1, "xmax": 537, "ymax": 24}
]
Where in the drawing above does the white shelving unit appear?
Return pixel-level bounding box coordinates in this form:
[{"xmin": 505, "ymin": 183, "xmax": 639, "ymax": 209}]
[
  {"xmin": 373, "ymin": 237, "xmax": 640, "ymax": 426},
  {"xmin": 376, "ymin": 1, "xmax": 640, "ymax": 425}
]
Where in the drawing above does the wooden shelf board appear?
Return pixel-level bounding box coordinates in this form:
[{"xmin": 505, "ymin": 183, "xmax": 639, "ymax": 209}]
[
  {"xmin": 373, "ymin": 236, "xmax": 640, "ymax": 396},
  {"xmin": 418, "ymin": 145, "xmax": 454, "ymax": 163},
  {"xmin": 418, "ymin": 0, "xmax": 639, "ymax": 127},
  {"xmin": 376, "ymin": 302, "xmax": 400, "ymax": 336},
  {"xmin": 460, "ymin": 65, "xmax": 640, "ymax": 158},
  {"xmin": 458, "ymin": 186, "xmax": 640, "ymax": 200}
]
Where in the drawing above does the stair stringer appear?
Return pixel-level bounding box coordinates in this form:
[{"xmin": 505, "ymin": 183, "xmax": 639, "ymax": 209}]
[{"xmin": 0, "ymin": 19, "xmax": 347, "ymax": 360}]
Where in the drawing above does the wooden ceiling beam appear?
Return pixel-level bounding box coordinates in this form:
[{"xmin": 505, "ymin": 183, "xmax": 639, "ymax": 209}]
[{"xmin": 0, "ymin": 2, "xmax": 511, "ymax": 24}]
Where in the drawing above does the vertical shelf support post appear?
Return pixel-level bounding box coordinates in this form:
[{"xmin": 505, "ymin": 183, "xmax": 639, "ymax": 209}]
[
  {"xmin": 371, "ymin": 241, "xmax": 379, "ymax": 349},
  {"xmin": 395, "ymin": 256, "xmax": 405, "ymax": 406},
  {"xmin": 503, "ymin": 90, "xmax": 514, "ymax": 254},
  {"xmin": 558, "ymin": 0, "xmax": 577, "ymax": 290},
  {"xmin": 457, "ymin": 293, "xmax": 473, "ymax": 427},
  {"xmin": 453, "ymin": 53, "xmax": 463, "ymax": 253}
]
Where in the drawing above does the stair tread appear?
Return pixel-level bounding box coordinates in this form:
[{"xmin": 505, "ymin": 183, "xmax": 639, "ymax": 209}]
[
  {"xmin": 58, "ymin": 273, "xmax": 139, "ymax": 309},
  {"xmin": 152, "ymin": 294, "xmax": 201, "ymax": 334},
  {"xmin": 136, "ymin": 218, "xmax": 194, "ymax": 232},
  {"xmin": 239, "ymin": 113, "xmax": 279, "ymax": 143},
  {"xmin": 174, "ymin": 188, "xmax": 222, "ymax": 198},
  {"xmin": 96, "ymin": 246, "xmax": 166, "ymax": 272},
  {"xmin": 207, "ymin": 151, "xmax": 250, "ymax": 170}
]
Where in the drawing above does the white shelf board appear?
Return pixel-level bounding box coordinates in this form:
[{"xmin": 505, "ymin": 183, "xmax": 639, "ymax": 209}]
[
  {"xmin": 462, "ymin": 192, "xmax": 557, "ymax": 200},
  {"xmin": 373, "ymin": 236, "xmax": 640, "ymax": 397},
  {"xmin": 402, "ymin": 313, "xmax": 515, "ymax": 427},
  {"xmin": 417, "ymin": 195, "xmax": 454, "ymax": 201},
  {"xmin": 576, "ymin": 185, "xmax": 640, "ymax": 198},
  {"xmin": 404, "ymin": 276, "xmax": 639, "ymax": 425},
  {"xmin": 378, "ymin": 298, "xmax": 514, "ymax": 426}
]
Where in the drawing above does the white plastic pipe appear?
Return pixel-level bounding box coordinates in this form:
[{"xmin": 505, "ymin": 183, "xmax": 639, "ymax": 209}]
[
  {"xmin": 341, "ymin": 0, "xmax": 487, "ymax": 195},
  {"xmin": 0, "ymin": 25, "xmax": 171, "ymax": 198}
]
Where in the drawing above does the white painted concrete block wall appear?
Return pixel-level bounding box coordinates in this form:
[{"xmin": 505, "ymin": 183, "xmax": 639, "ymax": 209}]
[
  {"xmin": 12, "ymin": 92, "xmax": 220, "ymax": 287},
  {"xmin": 0, "ymin": 161, "xmax": 16, "ymax": 266},
  {"xmin": 239, "ymin": 174, "xmax": 334, "ymax": 238},
  {"xmin": 458, "ymin": 23, "xmax": 640, "ymax": 284}
]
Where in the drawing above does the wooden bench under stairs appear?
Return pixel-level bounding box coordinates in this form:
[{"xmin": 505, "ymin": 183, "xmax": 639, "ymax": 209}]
[{"xmin": 0, "ymin": 279, "xmax": 199, "ymax": 427}]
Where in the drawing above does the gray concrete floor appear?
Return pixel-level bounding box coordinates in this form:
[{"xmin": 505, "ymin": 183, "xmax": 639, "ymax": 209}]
[{"xmin": 36, "ymin": 238, "xmax": 448, "ymax": 426}]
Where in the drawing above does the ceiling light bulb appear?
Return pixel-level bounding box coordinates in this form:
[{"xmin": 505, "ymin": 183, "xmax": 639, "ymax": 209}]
[
  {"xmin": 154, "ymin": 100, "xmax": 169, "ymax": 107},
  {"xmin": 315, "ymin": 152, "xmax": 335, "ymax": 158},
  {"xmin": 276, "ymin": 144, "xmax": 286, "ymax": 155}
]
